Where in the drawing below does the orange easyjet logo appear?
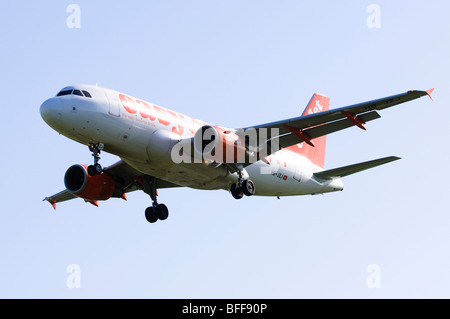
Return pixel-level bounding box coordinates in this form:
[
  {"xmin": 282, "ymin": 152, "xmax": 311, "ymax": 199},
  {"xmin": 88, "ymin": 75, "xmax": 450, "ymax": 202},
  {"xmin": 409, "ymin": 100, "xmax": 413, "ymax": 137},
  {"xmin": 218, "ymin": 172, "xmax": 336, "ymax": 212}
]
[{"xmin": 118, "ymin": 93, "xmax": 204, "ymax": 136}]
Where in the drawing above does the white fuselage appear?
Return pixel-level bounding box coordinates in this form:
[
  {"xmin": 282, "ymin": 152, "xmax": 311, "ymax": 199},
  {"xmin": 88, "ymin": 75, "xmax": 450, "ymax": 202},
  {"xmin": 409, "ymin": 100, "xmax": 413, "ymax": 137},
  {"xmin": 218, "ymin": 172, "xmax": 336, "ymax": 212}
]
[{"xmin": 40, "ymin": 85, "xmax": 343, "ymax": 196}]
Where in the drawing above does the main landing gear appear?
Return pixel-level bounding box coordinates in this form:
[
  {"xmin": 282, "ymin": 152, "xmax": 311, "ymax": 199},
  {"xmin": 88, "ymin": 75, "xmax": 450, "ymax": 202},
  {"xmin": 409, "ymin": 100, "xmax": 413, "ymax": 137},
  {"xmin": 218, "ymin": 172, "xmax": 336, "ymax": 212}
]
[
  {"xmin": 143, "ymin": 176, "xmax": 169, "ymax": 223},
  {"xmin": 145, "ymin": 204, "xmax": 169, "ymax": 224},
  {"xmin": 231, "ymin": 179, "xmax": 255, "ymax": 199},
  {"xmin": 230, "ymin": 168, "xmax": 255, "ymax": 199},
  {"xmin": 87, "ymin": 142, "xmax": 104, "ymax": 176}
]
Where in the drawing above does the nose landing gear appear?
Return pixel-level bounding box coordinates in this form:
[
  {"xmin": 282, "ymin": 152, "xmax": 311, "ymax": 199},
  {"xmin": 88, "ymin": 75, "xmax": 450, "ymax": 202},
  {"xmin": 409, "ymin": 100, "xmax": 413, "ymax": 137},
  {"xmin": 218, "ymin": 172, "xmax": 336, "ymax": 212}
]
[{"xmin": 87, "ymin": 143, "xmax": 104, "ymax": 176}]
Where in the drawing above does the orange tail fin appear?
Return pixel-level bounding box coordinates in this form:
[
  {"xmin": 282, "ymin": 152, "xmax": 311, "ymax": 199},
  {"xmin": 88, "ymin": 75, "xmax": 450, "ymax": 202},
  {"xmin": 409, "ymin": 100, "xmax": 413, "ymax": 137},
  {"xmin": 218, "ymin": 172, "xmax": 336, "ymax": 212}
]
[{"xmin": 285, "ymin": 93, "xmax": 330, "ymax": 168}]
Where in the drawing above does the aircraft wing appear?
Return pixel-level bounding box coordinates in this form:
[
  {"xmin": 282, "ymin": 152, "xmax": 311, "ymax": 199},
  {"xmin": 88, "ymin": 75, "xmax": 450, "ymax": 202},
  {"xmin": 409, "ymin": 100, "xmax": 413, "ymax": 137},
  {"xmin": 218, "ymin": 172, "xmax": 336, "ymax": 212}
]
[
  {"xmin": 43, "ymin": 160, "xmax": 181, "ymax": 209},
  {"xmin": 242, "ymin": 89, "xmax": 433, "ymax": 152}
]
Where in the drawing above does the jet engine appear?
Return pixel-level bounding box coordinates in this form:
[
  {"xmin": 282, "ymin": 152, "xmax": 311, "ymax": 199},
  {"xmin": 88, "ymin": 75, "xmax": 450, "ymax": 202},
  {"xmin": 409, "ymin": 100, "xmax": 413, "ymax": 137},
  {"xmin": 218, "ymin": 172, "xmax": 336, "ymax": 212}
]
[
  {"xmin": 193, "ymin": 125, "xmax": 247, "ymax": 163},
  {"xmin": 64, "ymin": 164, "xmax": 116, "ymax": 201}
]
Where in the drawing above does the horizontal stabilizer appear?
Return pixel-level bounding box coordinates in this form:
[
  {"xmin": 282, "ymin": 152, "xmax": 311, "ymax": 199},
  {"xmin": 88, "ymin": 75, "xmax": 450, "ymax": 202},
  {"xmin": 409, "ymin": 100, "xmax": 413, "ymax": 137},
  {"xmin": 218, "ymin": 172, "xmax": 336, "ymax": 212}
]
[{"xmin": 314, "ymin": 156, "xmax": 401, "ymax": 180}]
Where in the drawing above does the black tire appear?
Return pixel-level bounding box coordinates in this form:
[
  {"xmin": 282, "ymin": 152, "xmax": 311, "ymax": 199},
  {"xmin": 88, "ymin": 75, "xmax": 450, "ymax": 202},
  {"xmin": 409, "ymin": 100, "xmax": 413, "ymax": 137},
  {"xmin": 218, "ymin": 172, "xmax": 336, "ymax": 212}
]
[
  {"xmin": 94, "ymin": 163, "xmax": 103, "ymax": 174},
  {"xmin": 242, "ymin": 179, "xmax": 255, "ymax": 196},
  {"xmin": 230, "ymin": 183, "xmax": 244, "ymax": 199},
  {"xmin": 145, "ymin": 206, "xmax": 158, "ymax": 223},
  {"xmin": 87, "ymin": 165, "xmax": 96, "ymax": 176},
  {"xmin": 156, "ymin": 204, "xmax": 169, "ymax": 221}
]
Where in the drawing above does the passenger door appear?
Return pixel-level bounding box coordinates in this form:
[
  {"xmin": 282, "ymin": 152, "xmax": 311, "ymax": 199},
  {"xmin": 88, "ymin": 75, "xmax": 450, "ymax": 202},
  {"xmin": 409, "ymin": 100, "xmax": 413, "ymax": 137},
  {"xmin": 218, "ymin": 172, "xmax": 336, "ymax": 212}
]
[{"xmin": 104, "ymin": 89, "xmax": 121, "ymax": 117}]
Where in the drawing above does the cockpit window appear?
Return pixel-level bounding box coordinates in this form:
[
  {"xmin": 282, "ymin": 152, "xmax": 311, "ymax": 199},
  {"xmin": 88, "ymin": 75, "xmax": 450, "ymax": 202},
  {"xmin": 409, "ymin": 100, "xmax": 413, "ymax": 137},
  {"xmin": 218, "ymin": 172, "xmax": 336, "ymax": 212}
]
[
  {"xmin": 57, "ymin": 89, "xmax": 73, "ymax": 96},
  {"xmin": 56, "ymin": 88, "xmax": 92, "ymax": 98},
  {"xmin": 82, "ymin": 90, "xmax": 92, "ymax": 98}
]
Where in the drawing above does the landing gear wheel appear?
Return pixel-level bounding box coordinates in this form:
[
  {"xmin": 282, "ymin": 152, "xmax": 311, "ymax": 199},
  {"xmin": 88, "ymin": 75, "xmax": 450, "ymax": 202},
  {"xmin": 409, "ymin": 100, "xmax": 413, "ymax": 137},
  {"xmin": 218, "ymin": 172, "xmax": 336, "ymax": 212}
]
[
  {"xmin": 231, "ymin": 183, "xmax": 244, "ymax": 200},
  {"xmin": 145, "ymin": 206, "xmax": 158, "ymax": 223},
  {"xmin": 156, "ymin": 204, "xmax": 169, "ymax": 220},
  {"xmin": 142, "ymin": 176, "xmax": 170, "ymax": 223},
  {"xmin": 242, "ymin": 179, "xmax": 255, "ymax": 196},
  {"xmin": 93, "ymin": 163, "xmax": 102, "ymax": 174},
  {"xmin": 87, "ymin": 165, "xmax": 96, "ymax": 176},
  {"xmin": 87, "ymin": 163, "xmax": 103, "ymax": 176},
  {"xmin": 87, "ymin": 143, "xmax": 104, "ymax": 176}
]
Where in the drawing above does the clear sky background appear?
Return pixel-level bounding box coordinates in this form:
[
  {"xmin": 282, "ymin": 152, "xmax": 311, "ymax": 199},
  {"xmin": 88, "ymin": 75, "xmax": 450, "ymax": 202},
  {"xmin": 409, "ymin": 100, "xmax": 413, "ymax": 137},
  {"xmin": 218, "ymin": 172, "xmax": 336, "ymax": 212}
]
[{"xmin": 0, "ymin": 1, "xmax": 449, "ymax": 298}]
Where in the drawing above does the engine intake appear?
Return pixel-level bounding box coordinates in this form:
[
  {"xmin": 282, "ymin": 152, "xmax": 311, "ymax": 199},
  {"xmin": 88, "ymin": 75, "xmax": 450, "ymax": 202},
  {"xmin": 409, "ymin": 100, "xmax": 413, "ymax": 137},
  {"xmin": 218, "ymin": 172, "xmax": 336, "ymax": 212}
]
[
  {"xmin": 193, "ymin": 125, "xmax": 247, "ymax": 163},
  {"xmin": 64, "ymin": 164, "xmax": 116, "ymax": 201}
]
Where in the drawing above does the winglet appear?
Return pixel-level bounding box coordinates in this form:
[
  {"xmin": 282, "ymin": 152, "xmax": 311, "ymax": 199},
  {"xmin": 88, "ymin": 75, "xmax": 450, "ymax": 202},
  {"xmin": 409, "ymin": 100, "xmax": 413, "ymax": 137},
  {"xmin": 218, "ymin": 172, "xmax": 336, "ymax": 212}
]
[{"xmin": 426, "ymin": 88, "xmax": 434, "ymax": 100}]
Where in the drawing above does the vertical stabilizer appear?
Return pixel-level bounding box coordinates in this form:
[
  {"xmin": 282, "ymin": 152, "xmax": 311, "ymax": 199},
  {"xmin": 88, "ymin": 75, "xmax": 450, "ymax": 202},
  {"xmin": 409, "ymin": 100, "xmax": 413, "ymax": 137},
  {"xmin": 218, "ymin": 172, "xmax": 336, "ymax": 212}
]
[{"xmin": 285, "ymin": 93, "xmax": 330, "ymax": 168}]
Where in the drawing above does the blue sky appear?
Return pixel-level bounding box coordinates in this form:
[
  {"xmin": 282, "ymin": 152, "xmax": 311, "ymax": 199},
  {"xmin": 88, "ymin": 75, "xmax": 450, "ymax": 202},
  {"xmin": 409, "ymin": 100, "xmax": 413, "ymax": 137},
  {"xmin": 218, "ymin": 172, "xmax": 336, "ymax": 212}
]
[{"xmin": 0, "ymin": 1, "xmax": 449, "ymax": 298}]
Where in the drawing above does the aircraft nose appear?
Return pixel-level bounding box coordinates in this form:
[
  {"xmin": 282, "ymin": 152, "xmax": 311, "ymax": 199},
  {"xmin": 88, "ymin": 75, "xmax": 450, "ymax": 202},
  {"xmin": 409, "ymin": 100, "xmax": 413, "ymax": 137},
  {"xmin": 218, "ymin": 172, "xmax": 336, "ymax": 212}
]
[{"xmin": 40, "ymin": 98, "xmax": 62, "ymax": 125}]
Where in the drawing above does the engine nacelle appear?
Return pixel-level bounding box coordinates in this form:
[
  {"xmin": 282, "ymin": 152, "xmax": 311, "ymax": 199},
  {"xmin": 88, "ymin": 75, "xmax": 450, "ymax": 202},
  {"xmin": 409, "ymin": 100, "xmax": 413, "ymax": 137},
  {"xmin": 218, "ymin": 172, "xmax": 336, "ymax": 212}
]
[
  {"xmin": 64, "ymin": 164, "xmax": 116, "ymax": 201},
  {"xmin": 193, "ymin": 125, "xmax": 247, "ymax": 163}
]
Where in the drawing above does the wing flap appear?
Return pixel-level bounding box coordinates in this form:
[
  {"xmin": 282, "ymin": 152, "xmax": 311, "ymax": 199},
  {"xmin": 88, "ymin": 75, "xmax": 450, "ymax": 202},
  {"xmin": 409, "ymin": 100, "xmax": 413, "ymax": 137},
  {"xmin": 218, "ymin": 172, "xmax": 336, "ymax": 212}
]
[
  {"xmin": 313, "ymin": 156, "xmax": 401, "ymax": 180},
  {"xmin": 277, "ymin": 111, "xmax": 381, "ymax": 148}
]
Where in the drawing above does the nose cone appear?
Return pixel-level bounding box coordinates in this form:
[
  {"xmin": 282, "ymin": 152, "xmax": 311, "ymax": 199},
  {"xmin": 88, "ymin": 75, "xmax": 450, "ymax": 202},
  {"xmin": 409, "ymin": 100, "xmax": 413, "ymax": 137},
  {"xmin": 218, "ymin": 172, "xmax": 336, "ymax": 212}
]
[{"xmin": 40, "ymin": 98, "xmax": 62, "ymax": 127}]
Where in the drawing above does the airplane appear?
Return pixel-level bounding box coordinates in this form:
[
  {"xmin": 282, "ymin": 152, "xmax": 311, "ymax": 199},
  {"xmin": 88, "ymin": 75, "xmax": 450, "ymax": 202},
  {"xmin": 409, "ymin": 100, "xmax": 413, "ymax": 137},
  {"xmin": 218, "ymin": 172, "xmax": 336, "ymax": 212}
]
[{"xmin": 40, "ymin": 85, "xmax": 433, "ymax": 223}]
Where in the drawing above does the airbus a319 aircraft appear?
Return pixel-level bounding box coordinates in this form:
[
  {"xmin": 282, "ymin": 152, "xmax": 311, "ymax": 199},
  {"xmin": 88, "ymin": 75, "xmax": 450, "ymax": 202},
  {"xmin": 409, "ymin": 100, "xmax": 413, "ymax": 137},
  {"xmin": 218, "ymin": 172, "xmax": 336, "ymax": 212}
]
[{"xmin": 40, "ymin": 85, "xmax": 433, "ymax": 223}]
